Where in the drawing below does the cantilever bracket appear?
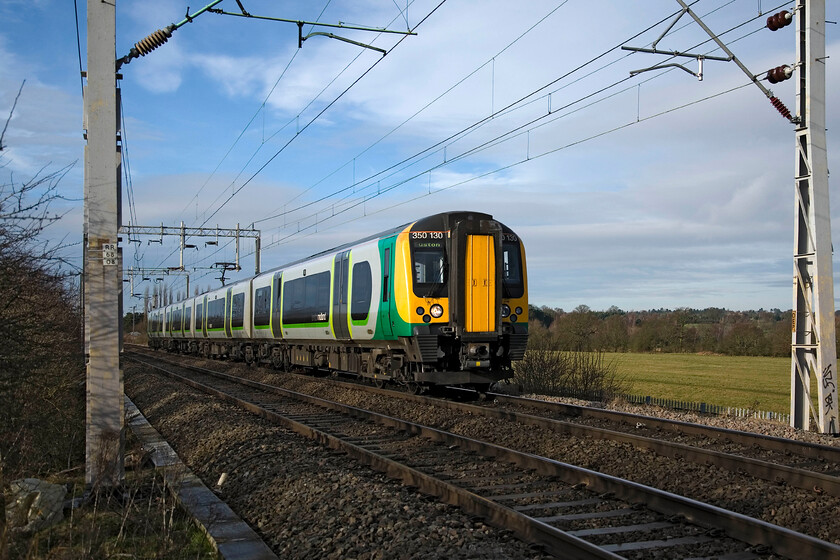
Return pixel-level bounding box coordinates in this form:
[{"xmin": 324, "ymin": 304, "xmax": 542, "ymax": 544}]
[
  {"xmin": 630, "ymin": 58, "xmax": 708, "ymax": 81},
  {"xmin": 621, "ymin": 1, "xmax": 732, "ymax": 81},
  {"xmin": 299, "ymin": 28, "xmax": 387, "ymax": 55},
  {"xmin": 203, "ymin": 6, "xmax": 413, "ymax": 55}
]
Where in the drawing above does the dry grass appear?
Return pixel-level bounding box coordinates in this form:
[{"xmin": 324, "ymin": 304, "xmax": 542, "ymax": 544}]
[{"xmin": 2, "ymin": 433, "xmax": 217, "ymax": 560}]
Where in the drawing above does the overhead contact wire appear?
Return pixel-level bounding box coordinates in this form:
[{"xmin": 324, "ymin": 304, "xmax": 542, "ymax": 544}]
[
  {"xmin": 253, "ymin": 2, "xmax": 697, "ymax": 228},
  {"xmin": 154, "ymin": 1, "xmax": 338, "ymax": 274},
  {"xmin": 253, "ymin": 81, "xmax": 753, "ymax": 256},
  {"xmin": 196, "ymin": 0, "xmax": 448, "ymax": 229},
  {"xmin": 253, "ymin": 2, "xmax": 779, "ymax": 250},
  {"xmin": 160, "ymin": 0, "xmax": 428, "ymax": 291}
]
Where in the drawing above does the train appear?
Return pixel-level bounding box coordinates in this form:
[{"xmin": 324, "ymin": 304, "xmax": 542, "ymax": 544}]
[{"xmin": 147, "ymin": 211, "xmax": 528, "ymax": 390}]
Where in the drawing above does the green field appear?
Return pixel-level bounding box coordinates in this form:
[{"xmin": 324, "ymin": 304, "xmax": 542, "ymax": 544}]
[{"xmin": 606, "ymin": 353, "xmax": 812, "ymax": 414}]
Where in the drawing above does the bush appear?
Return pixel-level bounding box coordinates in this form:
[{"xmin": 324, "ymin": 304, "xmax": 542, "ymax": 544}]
[{"xmin": 514, "ymin": 325, "xmax": 627, "ymax": 400}]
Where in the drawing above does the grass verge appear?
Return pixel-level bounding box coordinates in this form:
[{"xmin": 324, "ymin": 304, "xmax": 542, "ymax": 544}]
[{"xmin": 2, "ymin": 432, "xmax": 217, "ymax": 560}]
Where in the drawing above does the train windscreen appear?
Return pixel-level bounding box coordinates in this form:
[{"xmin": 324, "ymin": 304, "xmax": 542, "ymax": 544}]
[
  {"xmin": 502, "ymin": 233, "xmax": 524, "ymax": 299},
  {"xmin": 411, "ymin": 231, "xmax": 448, "ymax": 297}
]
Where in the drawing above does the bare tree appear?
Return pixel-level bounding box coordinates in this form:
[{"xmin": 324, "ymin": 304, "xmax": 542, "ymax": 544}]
[
  {"xmin": 0, "ymin": 161, "xmax": 84, "ymax": 481},
  {"xmin": 0, "ymin": 92, "xmax": 84, "ymax": 484},
  {"xmin": 0, "ymin": 80, "xmax": 25, "ymax": 152}
]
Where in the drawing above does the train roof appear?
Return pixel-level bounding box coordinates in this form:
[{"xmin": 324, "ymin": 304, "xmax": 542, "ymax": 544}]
[
  {"xmin": 262, "ymin": 210, "xmax": 504, "ymax": 274},
  {"xmin": 159, "ymin": 211, "xmax": 516, "ymax": 305}
]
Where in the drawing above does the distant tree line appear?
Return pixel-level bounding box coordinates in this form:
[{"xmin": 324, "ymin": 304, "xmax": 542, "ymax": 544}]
[{"xmin": 528, "ymin": 304, "xmax": 840, "ymax": 357}]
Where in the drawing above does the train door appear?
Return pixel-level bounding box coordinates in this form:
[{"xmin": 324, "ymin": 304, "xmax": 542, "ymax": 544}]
[
  {"xmin": 379, "ymin": 244, "xmax": 393, "ymax": 337},
  {"xmin": 271, "ymin": 272, "xmax": 283, "ymax": 339},
  {"xmin": 197, "ymin": 296, "xmax": 206, "ymax": 337},
  {"xmin": 224, "ymin": 288, "xmax": 232, "ymax": 338},
  {"xmin": 465, "ymin": 234, "xmax": 496, "ymax": 332},
  {"xmin": 332, "ymin": 251, "xmax": 351, "ymax": 339}
]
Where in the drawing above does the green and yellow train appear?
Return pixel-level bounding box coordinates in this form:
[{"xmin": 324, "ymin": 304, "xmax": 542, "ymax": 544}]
[{"xmin": 148, "ymin": 211, "xmax": 528, "ymax": 390}]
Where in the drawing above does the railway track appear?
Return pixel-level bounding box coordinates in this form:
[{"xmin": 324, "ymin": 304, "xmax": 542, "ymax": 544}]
[
  {"xmin": 127, "ymin": 352, "xmax": 840, "ymax": 559},
  {"xmin": 132, "ymin": 348, "xmax": 840, "ymax": 498},
  {"xmin": 366, "ymin": 386, "xmax": 840, "ymax": 497},
  {"xmin": 486, "ymin": 392, "xmax": 840, "ymax": 485}
]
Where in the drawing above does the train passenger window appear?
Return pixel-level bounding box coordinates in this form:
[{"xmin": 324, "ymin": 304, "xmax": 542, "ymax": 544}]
[
  {"xmin": 339, "ymin": 255, "xmax": 349, "ymax": 305},
  {"xmin": 185, "ymin": 307, "xmax": 192, "ymax": 330},
  {"xmin": 196, "ymin": 303, "xmax": 203, "ymax": 330},
  {"xmin": 283, "ymin": 271, "xmax": 331, "ymax": 324},
  {"xmin": 207, "ymin": 298, "xmax": 225, "ymax": 330},
  {"xmin": 254, "ymin": 286, "xmax": 270, "ymax": 327},
  {"xmin": 231, "ymin": 293, "xmax": 245, "ymax": 329},
  {"xmin": 502, "ymin": 240, "xmax": 524, "ymax": 299},
  {"xmin": 351, "ymin": 262, "xmax": 372, "ymax": 321}
]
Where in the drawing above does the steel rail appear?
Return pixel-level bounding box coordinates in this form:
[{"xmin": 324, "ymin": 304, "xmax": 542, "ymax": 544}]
[
  {"xmin": 128, "ymin": 356, "xmax": 618, "ymax": 560},
  {"xmin": 128, "ymin": 354, "xmax": 840, "ymax": 560},
  {"xmin": 132, "ymin": 349, "xmax": 840, "ymax": 495},
  {"xmin": 379, "ymin": 387, "xmax": 840, "ymax": 497},
  {"xmin": 489, "ymin": 393, "xmax": 840, "ymax": 462}
]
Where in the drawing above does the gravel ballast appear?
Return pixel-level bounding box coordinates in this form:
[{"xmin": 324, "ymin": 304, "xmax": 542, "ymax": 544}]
[
  {"xmin": 125, "ymin": 363, "xmax": 552, "ymax": 559},
  {"xmin": 140, "ymin": 353, "xmax": 840, "ymax": 546}
]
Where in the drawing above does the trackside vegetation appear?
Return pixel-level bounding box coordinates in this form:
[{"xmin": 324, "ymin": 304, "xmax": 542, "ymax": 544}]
[
  {"xmin": 607, "ymin": 352, "xmax": 795, "ymax": 414},
  {"xmin": 512, "ymin": 324, "xmax": 627, "ymax": 399},
  {"xmin": 0, "ymin": 128, "xmax": 215, "ymax": 556},
  {"xmin": 520, "ymin": 305, "xmax": 824, "ymax": 414}
]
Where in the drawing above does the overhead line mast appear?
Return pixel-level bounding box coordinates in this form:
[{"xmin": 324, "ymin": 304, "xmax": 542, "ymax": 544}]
[
  {"xmin": 84, "ymin": 1, "xmax": 420, "ymax": 486},
  {"xmin": 624, "ymin": 1, "xmax": 836, "ymax": 434},
  {"xmin": 84, "ymin": 0, "xmax": 123, "ymax": 487},
  {"xmin": 789, "ymin": 0, "xmax": 836, "ymax": 434}
]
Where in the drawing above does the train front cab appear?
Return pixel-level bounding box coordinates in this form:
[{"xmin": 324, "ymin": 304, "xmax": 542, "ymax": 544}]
[{"xmin": 393, "ymin": 212, "xmax": 528, "ymax": 387}]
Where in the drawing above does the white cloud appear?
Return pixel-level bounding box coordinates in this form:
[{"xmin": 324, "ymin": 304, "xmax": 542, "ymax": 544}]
[
  {"xmin": 8, "ymin": 0, "xmax": 840, "ymax": 310},
  {"xmin": 0, "ymin": 35, "xmax": 83, "ymax": 182}
]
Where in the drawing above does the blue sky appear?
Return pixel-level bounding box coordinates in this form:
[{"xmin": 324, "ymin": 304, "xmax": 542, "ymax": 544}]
[{"xmin": 3, "ymin": 0, "xmax": 840, "ymax": 312}]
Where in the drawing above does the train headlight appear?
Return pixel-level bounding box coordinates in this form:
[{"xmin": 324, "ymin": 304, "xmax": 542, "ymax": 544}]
[
  {"xmin": 430, "ymin": 304, "xmax": 444, "ymax": 318},
  {"xmin": 515, "ymin": 306, "xmax": 523, "ymax": 315},
  {"xmin": 510, "ymin": 314, "xmax": 518, "ymax": 323},
  {"xmin": 416, "ymin": 306, "xmax": 425, "ymax": 316},
  {"xmin": 501, "ymin": 304, "xmax": 511, "ymax": 318}
]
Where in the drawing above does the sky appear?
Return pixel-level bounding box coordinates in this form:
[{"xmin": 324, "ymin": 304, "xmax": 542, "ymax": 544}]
[{"xmin": 2, "ymin": 0, "xmax": 840, "ymax": 313}]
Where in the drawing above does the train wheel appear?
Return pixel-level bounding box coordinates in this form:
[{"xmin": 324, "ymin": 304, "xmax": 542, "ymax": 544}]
[
  {"xmin": 473, "ymin": 383, "xmax": 492, "ymax": 400},
  {"xmin": 373, "ymin": 378, "xmax": 386, "ymax": 390},
  {"xmin": 407, "ymin": 382, "xmax": 425, "ymax": 395}
]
